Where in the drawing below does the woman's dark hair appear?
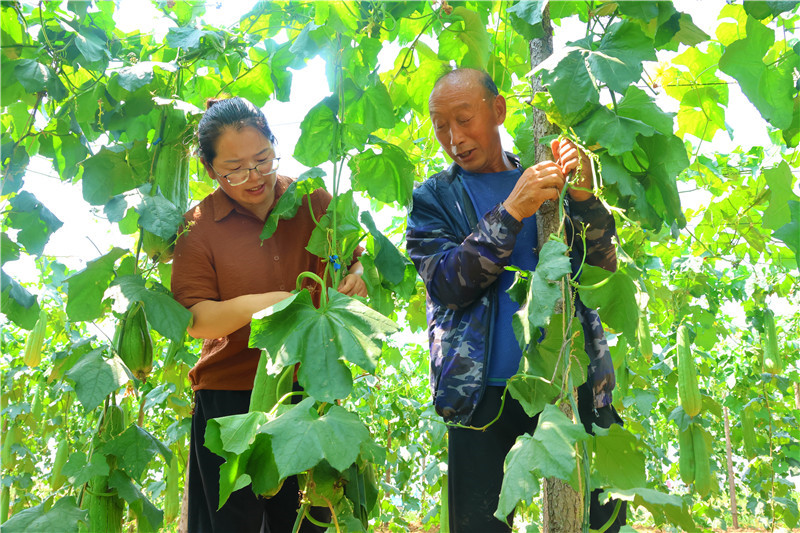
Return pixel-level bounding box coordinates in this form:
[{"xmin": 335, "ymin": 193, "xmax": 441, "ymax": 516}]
[{"xmin": 197, "ymin": 97, "xmax": 277, "ymax": 163}]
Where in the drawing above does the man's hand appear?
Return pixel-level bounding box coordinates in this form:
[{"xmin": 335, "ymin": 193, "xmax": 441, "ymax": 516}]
[
  {"xmin": 502, "ymin": 160, "xmax": 566, "ymax": 221},
  {"xmin": 551, "ymin": 138, "xmax": 593, "ymax": 202}
]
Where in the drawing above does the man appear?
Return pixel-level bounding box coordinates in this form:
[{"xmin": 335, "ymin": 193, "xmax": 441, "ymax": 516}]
[{"xmin": 406, "ymin": 68, "xmax": 625, "ymax": 531}]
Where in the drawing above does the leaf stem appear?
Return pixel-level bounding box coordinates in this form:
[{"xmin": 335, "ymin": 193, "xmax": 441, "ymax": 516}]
[
  {"xmin": 291, "ymin": 502, "xmax": 310, "ymax": 533},
  {"xmin": 295, "ymin": 271, "xmax": 327, "ymax": 306}
]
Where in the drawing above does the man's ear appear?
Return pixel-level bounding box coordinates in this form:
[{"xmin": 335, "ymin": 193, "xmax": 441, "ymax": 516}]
[{"xmin": 493, "ymin": 94, "xmax": 507, "ymax": 126}]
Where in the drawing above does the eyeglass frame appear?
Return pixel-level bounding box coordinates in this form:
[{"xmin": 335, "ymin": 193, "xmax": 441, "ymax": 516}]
[{"xmin": 210, "ymin": 157, "xmax": 281, "ymax": 187}]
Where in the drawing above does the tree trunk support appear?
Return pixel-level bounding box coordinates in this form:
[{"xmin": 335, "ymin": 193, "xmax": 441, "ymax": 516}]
[
  {"xmin": 724, "ymin": 406, "xmax": 739, "ymax": 529},
  {"xmin": 530, "ymin": 7, "xmax": 584, "ymax": 533}
]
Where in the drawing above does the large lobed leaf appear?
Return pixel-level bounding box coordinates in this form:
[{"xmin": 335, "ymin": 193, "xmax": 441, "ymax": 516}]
[
  {"xmin": 64, "ymin": 247, "xmax": 127, "ymax": 322},
  {"xmin": 0, "ymin": 496, "xmax": 87, "ymax": 533},
  {"xmin": 65, "ymin": 348, "xmax": 130, "ymax": 412},
  {"xmin": 719, "ymin": 15, "xmax": 798, "ymax": 131},
  {"xmin": 205, "ymin": 399, "xmax": 371, "ymax": 506},
  {"xmin": 578, "ymin": 266, "xmax": 639, "ymax": 340},
  {"xmin": 112, "ymin": 274, "xmax": 192, "ymax": 343},
  {"xmin": 495, "ymin": 404, "xmax": 590, "ymax": 520},
  {"xmin": 250, "ymin": 288, "xmax": 398, "ymax": 402},
  {"xmin": 1, "ymin": 268, "xmax": 40, "ymax": 329},
  {"xmin": 5, "ymin": 191, "xmax": 63, "ymax": 256}
]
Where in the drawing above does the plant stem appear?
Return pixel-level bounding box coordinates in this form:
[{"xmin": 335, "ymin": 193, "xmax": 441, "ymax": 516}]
[{"xmin": 291, "ymin": 503, "xmax": 309, "ymax": 533}]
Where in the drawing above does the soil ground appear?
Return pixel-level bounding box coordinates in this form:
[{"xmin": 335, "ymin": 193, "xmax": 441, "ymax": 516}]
[{"xmin": 375, "ymin": 525, "xmax": 799, "ymax": 532}]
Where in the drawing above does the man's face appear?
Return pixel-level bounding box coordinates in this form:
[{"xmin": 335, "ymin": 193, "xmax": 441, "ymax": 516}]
[{"xmin": 428, "ymin": 75, "xmax": 507, "ymax": 174}]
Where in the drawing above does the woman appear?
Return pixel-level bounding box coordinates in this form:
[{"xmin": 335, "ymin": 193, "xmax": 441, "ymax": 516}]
[{"xmin": 171, "ymin": 97, "xmax": 366, "ymax": 532}]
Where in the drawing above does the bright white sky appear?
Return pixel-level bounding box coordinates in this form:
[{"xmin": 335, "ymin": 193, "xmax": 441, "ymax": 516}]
[{"xmin": 6, "ymin": 0, "xmax": 778, "ymax": 287}]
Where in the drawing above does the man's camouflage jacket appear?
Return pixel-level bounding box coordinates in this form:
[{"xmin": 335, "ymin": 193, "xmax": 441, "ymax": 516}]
[{"xmin": 406, "ymin": 154, "xmax": 619, "ymax": 425}]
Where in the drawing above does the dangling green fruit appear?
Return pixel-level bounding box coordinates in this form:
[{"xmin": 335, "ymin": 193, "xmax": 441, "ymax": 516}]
[{"xmin": 117, "ymin": 304, "xmax": 153, "ymax": 381}]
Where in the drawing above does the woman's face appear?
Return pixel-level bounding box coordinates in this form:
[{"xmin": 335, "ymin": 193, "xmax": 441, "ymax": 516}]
[{"xmin": 206, "ymin": 125, "xmax": 278, "ymax": 218}]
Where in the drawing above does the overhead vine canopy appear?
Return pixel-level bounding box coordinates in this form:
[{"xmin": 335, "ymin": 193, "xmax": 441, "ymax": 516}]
[{"xmin": 1, "ymin": 1, "xmax": 799, "ymax": 531}]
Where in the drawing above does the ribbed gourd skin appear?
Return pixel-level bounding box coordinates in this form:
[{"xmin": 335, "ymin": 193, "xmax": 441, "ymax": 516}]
[
  {"xmin": 677, "ymin": 324, "xmax": 702, "ymax": 418},
  {"xmin": 118, "ymin": 305, "xmax": 153, "ymax": 381}
]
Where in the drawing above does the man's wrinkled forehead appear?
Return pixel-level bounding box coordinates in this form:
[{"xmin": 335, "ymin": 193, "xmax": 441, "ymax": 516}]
[{"xmin": 428, "ymin": 80, "xmax": 490, "ymax": 115}]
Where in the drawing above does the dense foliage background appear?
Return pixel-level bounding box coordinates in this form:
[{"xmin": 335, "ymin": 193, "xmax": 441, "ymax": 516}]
[{"xmin": 1, "ymin": 1, "xmax": 798, "ymax": 531}]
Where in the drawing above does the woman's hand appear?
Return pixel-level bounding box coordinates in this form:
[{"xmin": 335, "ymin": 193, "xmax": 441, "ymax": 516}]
[
  {"xmin": 551, "ymin": 138, "xmax": 593, "ymax": 201},
  {"xmin": 337, "ymin": 273, "xmax": 367, "ymax": 297},
  {"xmin": 337, "ymin": 261, "xmax": 368, "ymax": 298}
]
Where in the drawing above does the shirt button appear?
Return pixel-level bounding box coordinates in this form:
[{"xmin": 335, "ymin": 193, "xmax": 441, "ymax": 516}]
[
  {"xmin": 273, "ymin": 255, "xmax": 280, "ymax": 261},
  {"xmin": 279, "ymin": 284, "xmax": 285, "ymax": 290}
]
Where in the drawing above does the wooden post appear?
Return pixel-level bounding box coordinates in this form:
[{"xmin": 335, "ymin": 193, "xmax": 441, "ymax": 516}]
[
  {"xmin": 724, "ymin": 406, "xmax": 739, "ymax": 529},
  {"xmin": 530, "ymin": 7, "xmax": 584, "ymax": 532}
]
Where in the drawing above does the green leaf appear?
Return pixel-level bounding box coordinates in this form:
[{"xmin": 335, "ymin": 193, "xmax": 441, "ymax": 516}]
[
  {"xmin": 744, "ymin": 0, "xmax": 800, "ymax": 19},
  {"xmin": 65, "ymin": 349, "xmax": 130, "ymax": 412},
  {"xmin": 675, "ymin": 86, "xmax": 727, "ymax": 141},
  {"xmin": 116, "ymin": 63, "xmax": 158, "ymax": 92},
  {"xmin": 577, "ymin": 266, "xmax": 639, "ymax": 340},
  {"xmin": 288, "ymin": 22, "xmax": 322, "ymax": 59},
  {"xmin": 348, "ymin": 142, "xmax": 414, "ymax": 206},
  {"xmin": 719, "ymin": 16, "xmax": 797, "ymax": 130},
  {"xmin": 81, "ymin": 144, "xmax": 149, "ymax": 206},
  {"xmin": 510, "ymin": 316, "xmax": 587, "ymax": 417},
  {"xmin": 773, "ymin": 200, "xmax": 800, "ymax": 269},
  {"xmin": 250, "ymin": 289, "xmax": 397, "ymax": 402},
  {"xmin": 599, "ymin": 487, "xmax": 693, "ymax": 531},
  {"xmin": 0, "ymin": 496, "xmax": 87, "ymax": 533},
  {"xmin": 506, "ymin": 1, "xmax": 546, "ymax": 40},
  {"xmin": 107, "ymin": 469, "xmax": 163, "ymax": 532},
  {"xmin": 586, "ymin": 21, "xmax": 656, "ymax": 94},
  {"xmin": 306, "ymin": 190, "xmax": 362, "ymax": 262},
  {"xmin": 65, "ymin": 247, "xmax": 127, "ymax": 322},
  {"xmin": 495, "ymin": 404, "xmax": 590, "ymax": 520},
  {"xmin": 438, "ymin": 7, "xmax": 490, "ymax": 69},
  {"xmin": 245, "ymin": 433, "xmax": 282, "ymax": 499},
  {"xmin": 0, "ymin": 269, "xmax": 39, "ymax": 329},
  {"xmin": 14, "ymin": 59, "xmax": 49, "ymax": 93},
  {"xmin": 293, "ymin": 100, "xmax": 338, "ymax": 167},
  {"xmin": 100, "ymin": 424, "xmax": 172, "ymax": 480},
  {"xmin": 494, "ymin": 433, "xmax": 540, "ymax": 522},
  {"xmin": 1, "ymin": 233, "xmax": 20, "ymax": 264},
  {"xmin": 261, "ymin": 398, "xmax": 370, "ymax": 477},
  {"xmin": 349, "ymin": 81, "xmax": 396, "ymax": 134},
  {"xmin": 165, "ymin": 26, "xmax": 207, "ymax": 50},
  {"xmin": 73, "ymin": 28, "xmax": 107, "ymax": 63},
  {"xmin": 204, "ymin": 412, "xmax": 273, "ymax": 505},
  {"xmin": 135, "ymin": 189, "xmax": 184, "ymax": 239},
  {"xmin": 591, "ymin": 424, "xmax": 647, "ymax": 490},
  {"xmin": 506, "ymin": 374, "xmax": 560, "ymax": 419},
  {"xmin": 671, "ymin": 14, "xmax": 711, "ymax": 47},
  {"xmin": 112, "ymin": 275, "xmax": 192, "ymax": 343},
  {"xmin": 261, "ymin": 169, "xmax": 325, "ymax": 240},
  {"xmin": 574, "ymin": 106, "xmax": 655, "ymax": 156},
  {"xmin": 616, "ymin": 86, "xmax": 675, "ymax": 136},
  {"xmin": 638, "ymin": 134, "xmax": 689, "ymax": 228},
  {"xmin": 537, "ymin": 48, "xmax": 598, "ymax": 115},
  {"xmin": 62, "ymin": 451, "xmax": 110, "ymax": 486},
  {"xmin": 616, "ymin": 2, "xmax": 659, "ymax": 20},
  {"xmin": 519, "ymin": 239, "xmax": 571, "ymax": 331},
  {"xmin": 5, "ymin": 191, "xmax": 63, "ymax": 256},
  {"xmin": 360, "ymin": 211, "xmax": 408, "ymax": 285},
  {"xmin": 513, "ymin": 112, "xmax": 537, "ymax": 169},
  {"xmin": 762, "ymin": 161, "xmax": 799, "ymax": 230},
  {"xmin": 208, "ymin": 411, "xmax": 268, "ymax": 456}
]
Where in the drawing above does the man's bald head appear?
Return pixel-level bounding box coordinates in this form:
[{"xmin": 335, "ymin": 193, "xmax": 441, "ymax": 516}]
[{"xmin": 431, "ymin": 68, "xmax": 499, "ymax": 103}]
